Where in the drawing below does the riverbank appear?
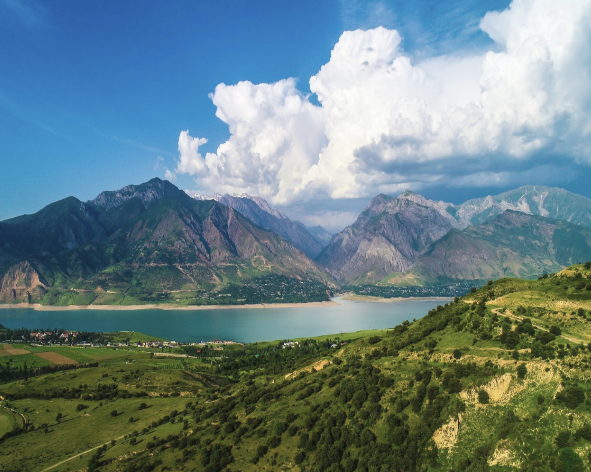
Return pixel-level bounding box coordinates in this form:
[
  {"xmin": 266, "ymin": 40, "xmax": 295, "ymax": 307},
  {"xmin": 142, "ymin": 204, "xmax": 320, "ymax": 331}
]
[{"xmin": 0, "ymin": 300, "xmax": 340, "ymax": 311}]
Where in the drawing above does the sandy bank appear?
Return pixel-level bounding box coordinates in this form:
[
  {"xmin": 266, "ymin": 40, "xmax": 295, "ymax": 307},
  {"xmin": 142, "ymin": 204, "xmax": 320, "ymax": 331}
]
[{"xmin": 0, "ymin": 300, "xmax": 340, "ymax": 311}]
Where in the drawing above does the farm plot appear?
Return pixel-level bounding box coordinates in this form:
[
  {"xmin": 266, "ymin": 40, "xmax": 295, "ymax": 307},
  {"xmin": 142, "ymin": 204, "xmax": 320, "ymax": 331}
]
[
  {"xmin": 0, "ymin": 343, "xmax": 29, "ymax": 356},
  {"xmin": 34, "ymin": 351, "xmax": 78, "ymax": 365}
]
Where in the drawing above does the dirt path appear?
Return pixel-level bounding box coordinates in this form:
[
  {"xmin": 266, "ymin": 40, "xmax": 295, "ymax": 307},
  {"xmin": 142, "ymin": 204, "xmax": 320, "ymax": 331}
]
[
  {"xmin": 491, "ymin": 309, "xmax": 584, "ymax": 345},
  {"xmin": 40, "ymin": 433, "xmax": 128, "ymax": 472},
  {"xmin": 0, "ymin": 395, "xmax": 27, "ymax": 427}
]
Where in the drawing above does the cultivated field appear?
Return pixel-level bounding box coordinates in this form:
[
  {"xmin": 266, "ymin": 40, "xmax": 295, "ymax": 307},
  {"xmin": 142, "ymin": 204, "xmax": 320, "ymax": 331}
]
[{"xmin": 34, "ymin": 352, "xmax": 77, "ymax": 366}]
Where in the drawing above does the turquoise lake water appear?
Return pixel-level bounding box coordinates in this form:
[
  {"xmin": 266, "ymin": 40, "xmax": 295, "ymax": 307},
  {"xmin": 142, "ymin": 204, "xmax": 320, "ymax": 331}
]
[{"xmin": 0, "ymin": 297, "xmax": 448, "ymax": 343}]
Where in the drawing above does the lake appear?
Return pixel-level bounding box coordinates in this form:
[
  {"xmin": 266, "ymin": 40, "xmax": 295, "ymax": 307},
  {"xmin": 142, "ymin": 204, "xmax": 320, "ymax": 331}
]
[{"xmin": 0, "ymin": 297, "xmax": 448, "ymax": 343}]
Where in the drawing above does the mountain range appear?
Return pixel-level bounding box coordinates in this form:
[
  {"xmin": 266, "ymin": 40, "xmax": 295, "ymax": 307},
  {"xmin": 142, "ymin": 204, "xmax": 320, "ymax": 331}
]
[
  {"xmin": 2, "ymin": 180, "xmax": 591, "ymax": 306},
  {"xmin": 0, "ymin": 179, "xmax": 333, "ymax": 305},
  {"xmin": 320, "ymin": 185, "xmax": 591, "ymax": 285}
]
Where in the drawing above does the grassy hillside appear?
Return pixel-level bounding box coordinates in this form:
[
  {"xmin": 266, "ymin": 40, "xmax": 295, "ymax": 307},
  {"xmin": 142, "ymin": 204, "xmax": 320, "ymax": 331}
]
[{"xmin": 1, "ymin": 264, "xmax": 591, "ymax": 471}]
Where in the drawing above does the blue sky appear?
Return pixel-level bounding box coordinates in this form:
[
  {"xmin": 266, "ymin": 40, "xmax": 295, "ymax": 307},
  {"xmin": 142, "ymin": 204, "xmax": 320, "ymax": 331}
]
[{"xmin": 1, "ymin": 0, "xmax": 590, "ymax": 232}]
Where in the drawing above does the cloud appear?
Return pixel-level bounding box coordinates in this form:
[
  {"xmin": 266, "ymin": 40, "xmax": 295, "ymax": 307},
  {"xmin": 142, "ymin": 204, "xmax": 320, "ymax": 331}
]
[
  {"xmin": 164, "ymin": 169, "xmax": 177, "ymax": 183},
  {"xmin": 177, "ymin": 0, "xmax": 591, "ymax": 206}
]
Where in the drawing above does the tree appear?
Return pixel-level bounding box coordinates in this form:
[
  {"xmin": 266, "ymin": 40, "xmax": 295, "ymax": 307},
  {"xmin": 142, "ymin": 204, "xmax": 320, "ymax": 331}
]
[
  {"xmin": 550, "ymin": 325, "xmax": 562, "ymax": 336},
  {"xmin": 453, "ymin": 349, "xmax": 462, "ymax": 359},
  {"xmin": 517, "ymin": 363, "xmax": 527, "ymax": 379},
  {"xmin": 56, "ymin": 412, "xmax": 63, "ymax": 423},
  {"xmin": 478, "ymin": 390, "xmax": 489, "ymax": 404},
  {"xmin": 110, "ymin": 410, "xmax": 118, "ymax": 417}
]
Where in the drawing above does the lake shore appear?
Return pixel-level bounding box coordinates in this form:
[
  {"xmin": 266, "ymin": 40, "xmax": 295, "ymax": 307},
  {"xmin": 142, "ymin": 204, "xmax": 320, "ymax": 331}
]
[
  {"xmin": 0, "ymin": 300, "xmax": 340, "ymax": 311},
  {"xmin": 341, "ymin": 293, "xmax": 452, "ymax": 303}
]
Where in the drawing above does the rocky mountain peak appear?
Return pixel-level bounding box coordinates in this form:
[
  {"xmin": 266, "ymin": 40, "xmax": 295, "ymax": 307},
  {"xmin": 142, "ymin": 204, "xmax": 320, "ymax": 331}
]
[{"xmin": 91, "ymin": 178, "xmax": 178, "ymax": 211}]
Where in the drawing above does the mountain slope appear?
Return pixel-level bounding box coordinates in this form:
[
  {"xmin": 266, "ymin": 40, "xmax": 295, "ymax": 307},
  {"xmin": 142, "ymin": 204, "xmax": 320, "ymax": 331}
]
[
  {"xmin": 317, "ymin": 192, "xmax": 460, "ymax": 284},
  {"xmin": 189, "ymin": 193, "xmax": 329, "ymax": 258},
  {"xmin": 0, "ymin": 179, "xmax": 334, "ymax": 305},
  {"xmin": 387, "ymin": 210, "xmax": 591, "ymax": 284}
]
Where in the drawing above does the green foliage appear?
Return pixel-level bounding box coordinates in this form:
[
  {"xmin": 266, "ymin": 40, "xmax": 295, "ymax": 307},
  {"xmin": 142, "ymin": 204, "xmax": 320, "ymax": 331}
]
[
  {"xmin": 477, "ymin": 390, "xmax": 489, "ymax": 404},
  {"xmin": 556, "ymin": 385, "xmax": 586, "ymax": 409}
]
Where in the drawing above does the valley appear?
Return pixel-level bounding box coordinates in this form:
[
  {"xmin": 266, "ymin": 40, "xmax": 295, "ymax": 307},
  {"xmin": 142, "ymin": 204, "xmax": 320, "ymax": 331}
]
[{"xmin": 1, "ymin": 263, "xmax": 591, "ymax": 471}]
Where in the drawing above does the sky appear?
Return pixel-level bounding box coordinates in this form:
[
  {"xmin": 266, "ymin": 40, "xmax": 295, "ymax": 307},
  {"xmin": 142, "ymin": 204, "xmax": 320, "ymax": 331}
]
[{"xmin": 1, "ymin": 0, "xmax": 591, "ymax": 233}]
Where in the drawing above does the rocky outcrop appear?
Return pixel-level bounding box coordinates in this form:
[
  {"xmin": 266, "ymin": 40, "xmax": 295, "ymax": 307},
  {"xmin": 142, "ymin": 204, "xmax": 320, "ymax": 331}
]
[{"xmin": 0, "ymin": 260, "xmax": 48, "ymax": 303}]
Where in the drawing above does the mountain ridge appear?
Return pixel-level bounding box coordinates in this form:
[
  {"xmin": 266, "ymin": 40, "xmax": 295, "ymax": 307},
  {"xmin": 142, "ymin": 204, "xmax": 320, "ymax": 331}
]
[
  {"xmin": 188, "ymin": 192, "xmax": 331, "ymax": 258},
  {"xmin": 0, "ymin": 179, "xmax": 334, "ymax": 306}
]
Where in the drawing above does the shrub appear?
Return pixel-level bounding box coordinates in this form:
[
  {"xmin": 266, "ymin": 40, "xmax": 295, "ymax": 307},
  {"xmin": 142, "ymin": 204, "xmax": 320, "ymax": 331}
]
[
  {"xmin": 549, "ymin": 325, "xmax": 562, "ymax": 336},
  {"xmin": 138, "ymin": 403, "xmax": 147, "ymax": 410},
  {"xmin": 453, "ymin": 349, "xmax": 462, "ymax": 359},
  {"xmin": 294, "ymin": 450, "xmax": 306, "ymax": 464},
  {"xmin": 110, "ymin": 410, "xmax": 117, "ymax": 417},
  {"xmin": 556, "ymin": 385, "xmax": 585, "ymax": 409},
  {"xmin": 555, "ymin": 430, "xmax": 571, "ymax": 448},
  {"xmin": 576, "ymin": 424, "xmax": 591, "ymax": 441},
  {"xmin": 517, "ymin": 364, "xmax": 527, "ymax": 379},
  {"xmin": 478, "ymin": 390, "xmax": 489, "ymax": 404},
  {"xmin": 267, "ymin": 436, "xmax": 281, "ymax": 448}
]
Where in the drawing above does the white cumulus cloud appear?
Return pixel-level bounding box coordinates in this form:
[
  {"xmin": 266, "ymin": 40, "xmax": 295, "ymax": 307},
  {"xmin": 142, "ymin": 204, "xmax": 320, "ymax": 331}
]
[{"xmin": 177, "ymin": 0, "xmax": 591, "ymax": 205}]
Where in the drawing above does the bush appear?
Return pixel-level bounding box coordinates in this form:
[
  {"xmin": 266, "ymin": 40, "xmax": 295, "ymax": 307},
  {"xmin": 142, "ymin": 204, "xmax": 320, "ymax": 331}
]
[
  {"xmin": 555, "ymin": 430, "xmax": 571, "ymax": 448},
  {"xmin": 110, "ymin": 410, "xmax": 118, "ymax": 417},
  {"xmin": 576, "ymin": 424, "xmax": 591, "ymax": 441},
  {"xmin": 267, "ymin": 436, "xmax": 281, "ymax": 448},
  {"xmin": 550, "ymin": 325, "xmax": 562, "ymax": 336},
  {"xmin": 139, "ymin": 403, "xmax": 147, "ymax": 410},
  {"xmin": 478, "ymin": 390, "xmax": 489, "ymax": 404},
  {"xmin": 453, "ymin": 349, "xmax": 462, "ymax": 359},
  {"xmin": 76, "ymin": 404, "xmax": 87, "ymax": 412},
  {"xmin": 556, "ymin": 385, "xmax": 585, "ymax": 409},
  {"xmin": 517, "ymin": 363, "xmax": 527, "ymax": 379},
  {"xmin": 294, "ymin": 450, "xmax": 306, "ymax": 464}
]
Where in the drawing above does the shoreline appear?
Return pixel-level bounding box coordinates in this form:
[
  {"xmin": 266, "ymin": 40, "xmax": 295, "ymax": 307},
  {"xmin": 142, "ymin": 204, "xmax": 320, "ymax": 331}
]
[
  {"xmin": 0, "ymin": 300, "xmax": 340, "ymax": 311},
  {"xmin": 341, "ymin": 294, "xmax": 452, "ymax": 303},
  {"xmin": 0, "ymin": 295, "xmax": 453, "ymax": 311}
]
